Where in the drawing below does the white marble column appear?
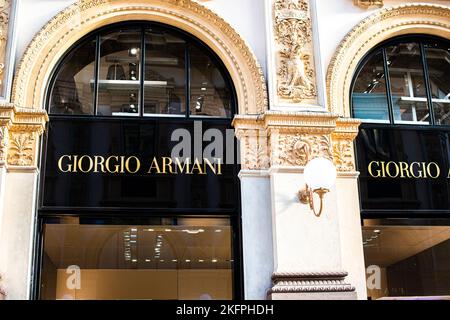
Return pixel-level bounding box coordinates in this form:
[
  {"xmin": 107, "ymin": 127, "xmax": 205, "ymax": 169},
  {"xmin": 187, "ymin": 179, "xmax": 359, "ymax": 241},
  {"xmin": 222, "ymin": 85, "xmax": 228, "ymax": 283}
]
[
  {"xmin": 0, "ymin": 106, "xmax": 47, "ymax": 300},
  {"xmin": 239, "ymin": 170, "xmax": 274, "ymax": 299},
  {"xmin": 0, "ymin": 169, "xmax": 39, "ymax": 299}
]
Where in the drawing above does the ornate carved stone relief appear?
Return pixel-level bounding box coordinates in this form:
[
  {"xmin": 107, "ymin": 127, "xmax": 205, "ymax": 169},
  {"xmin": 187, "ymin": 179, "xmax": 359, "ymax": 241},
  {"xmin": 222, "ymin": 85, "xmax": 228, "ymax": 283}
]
[
  {"xmin": 273, "ymin": 133, "xmax": 332, "ymax": 167},
  {"xmin": 353, "ymin": 0, "xmax": 383, "ymax": 9},
  {"xmin": 0, "ymin": 0, "xmax": 11, "ymax": 93},
  {"xmin": 273, "ymin": 0, "xmax": 317, "ymax": 104}
]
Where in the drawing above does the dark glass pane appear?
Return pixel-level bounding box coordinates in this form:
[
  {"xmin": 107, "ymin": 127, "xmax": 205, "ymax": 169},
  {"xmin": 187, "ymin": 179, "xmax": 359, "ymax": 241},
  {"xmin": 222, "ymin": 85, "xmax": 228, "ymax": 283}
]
[
  {"xmin": 143, "ymin": 29, "xmax": 186, "ymax": 116},
  {"xmin": 97, "ymin": 29, "xmax": 141, "ymax": 116},
  {"xmin": 425, "ymin": 41, "xmax": 450, "ymax": 125},
  {"xmin": 190, "ymin": 45, "xmax": 232, "ymax": 117},
  {"xmin": 49, "ymin": 36, "xmax": 96, "ymax": 115},
  {"xmin": 363, "ymin": 221, "xmax": 450, "ymax": 299},
  {"xmin": 386, "ymin": 42, "xmax": 430, "ymax": 124},
  {"xmin": 40, "ymin": 218, "xmax": 234, "ymax": 300},
  {"xmin": 352, "ymin": 49, "xmax": 390, "ymax": 121}
]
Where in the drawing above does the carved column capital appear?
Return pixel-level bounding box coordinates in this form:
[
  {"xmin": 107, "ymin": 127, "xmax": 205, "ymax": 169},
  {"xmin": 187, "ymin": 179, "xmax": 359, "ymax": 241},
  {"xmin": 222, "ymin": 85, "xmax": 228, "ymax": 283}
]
[
  {"xmin": 234, "ymin": 113, "xmax": 363, "ymax": 172},
  {"xmin": 331, "ymin": 118, "xmax": 361, "ymax": 172},
  {"xmin": 353, "ymin": 0, "xmax": 383, "ymax": 9},
  {"xmin": 0, "ymin": 106, "xmax": 49, "ymax": 169},
  {"xmin": 233, "ymin": 115, "xmax": 270, "ymax": 170}
]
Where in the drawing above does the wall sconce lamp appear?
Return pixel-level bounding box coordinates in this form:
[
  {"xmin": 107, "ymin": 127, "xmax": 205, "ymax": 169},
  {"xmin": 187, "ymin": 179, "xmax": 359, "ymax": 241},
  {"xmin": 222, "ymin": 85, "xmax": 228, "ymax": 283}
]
[{"xmin": 298, "ymin": 157, "xmax": 337, "ymax": 217}]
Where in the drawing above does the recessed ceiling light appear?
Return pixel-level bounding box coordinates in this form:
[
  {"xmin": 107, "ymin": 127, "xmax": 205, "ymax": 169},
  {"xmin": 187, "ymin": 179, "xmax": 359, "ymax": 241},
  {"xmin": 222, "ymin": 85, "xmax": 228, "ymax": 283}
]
[
  {"xmin": 185, "ymin": 259, "xmax": 191, "ymax": 262},
  {"xmin": 145, "ymin": 259, "xmax": 151, "ymax": 262},
  {"xmin": 165, "ymin": 229, "xmax": 172, "ymax": 232},
  {"xmin": 198, "ymin": 259, "xmax": 204, "ymax": 263},
  {"xmin": 172, "ymin": 259, "xmax": 177, "ymax": 262},
  {"xmin": 131, "ymin": 228, "xmax": 137, "ymax": 232},
  {"xmin": 212, "ymin": 259, "xmax": 218, "ymax": 263},
  {"xmin": 132, "ymin": 259, "xmax": 137, "ymax": 263},
  {"xmin": 145, "ymin": 229, "xmax": 154, "ymax": 232},
  {"xmin": 160, "ymin": 259, "xmax": 165, "ymax": 262},
  {"xmin": 214, "ymin": 229, "xmax": 222, "ymax": 233},
  {"xmin": 374, "ymin": 229, "xmax": 381, "ymax": 234}
]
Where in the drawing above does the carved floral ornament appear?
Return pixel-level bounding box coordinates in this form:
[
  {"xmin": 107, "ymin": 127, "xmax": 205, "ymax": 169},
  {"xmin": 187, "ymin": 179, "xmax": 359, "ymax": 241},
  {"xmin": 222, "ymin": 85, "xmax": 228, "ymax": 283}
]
[
  {"xmin": 0, "ymin": 103, "xmax": 48, "ymax": 169},
  {"xmin": 11, "ymin": 0, "xmax": 267, "ymax": 115},
  {"xmin": 233, "ymin": 113, "xmax": 360, "ymax": 172},
  {"xmin": 273, "ymin": 0, "xmax": 317, "ymax": 104}
]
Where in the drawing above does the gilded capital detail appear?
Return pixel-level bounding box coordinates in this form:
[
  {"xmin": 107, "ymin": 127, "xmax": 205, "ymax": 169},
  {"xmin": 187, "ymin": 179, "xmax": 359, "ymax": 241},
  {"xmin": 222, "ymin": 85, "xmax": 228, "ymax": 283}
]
[
  {"xmin": 273, "ymin": 0, "xmax": 317, "ymax": 104},
  {"xmin": 0, "ymin": 105, "xmax": 48, "ymax": 169},
  {"xmin": 332, "ymin": 118, "xmax": 361, "ymax": 172},
  {"xmin": 0, "ymin": 0, "xmax": 11, "ymax": 93}
]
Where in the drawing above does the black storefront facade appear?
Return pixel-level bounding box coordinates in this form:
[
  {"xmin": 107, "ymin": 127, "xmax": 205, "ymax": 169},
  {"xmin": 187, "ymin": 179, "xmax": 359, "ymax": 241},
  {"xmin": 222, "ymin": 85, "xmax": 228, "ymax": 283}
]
[
  {"xmin": 34, "ymin": 22, "xmax": 243, "ymax": 300},
  {"xmin": 353, "ymin": 35, "xmax": 450, "ymax": 299}
]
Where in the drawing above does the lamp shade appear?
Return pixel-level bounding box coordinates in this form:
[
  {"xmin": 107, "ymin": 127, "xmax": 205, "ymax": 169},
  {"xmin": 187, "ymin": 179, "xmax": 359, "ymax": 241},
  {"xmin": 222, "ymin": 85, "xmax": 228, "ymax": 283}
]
[{"xmin": 304, "ymin": 157, "xmax": 337, "ymax": 190}]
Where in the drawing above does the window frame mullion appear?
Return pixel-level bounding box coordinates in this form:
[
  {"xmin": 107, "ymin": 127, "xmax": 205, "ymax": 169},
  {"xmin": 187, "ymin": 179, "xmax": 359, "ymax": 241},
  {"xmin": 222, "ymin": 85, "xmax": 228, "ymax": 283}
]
[
  {"xmin": 382, "ymin": 48, "xmax": 395, "ymax": 124},
  {"xmin": 185, "ymin": 42, "xmax": 191, "ymax": 119},
  {"xmin": 93, "ymin": 34, "xmax": 101, "ymax": 115},
  {"xmin": 420, "ymin": 42, "xmax": 436, "ymax": 125}
]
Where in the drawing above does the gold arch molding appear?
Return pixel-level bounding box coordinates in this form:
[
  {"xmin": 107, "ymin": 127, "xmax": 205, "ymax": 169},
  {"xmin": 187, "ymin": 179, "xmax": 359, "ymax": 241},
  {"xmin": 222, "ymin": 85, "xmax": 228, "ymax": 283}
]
[
  {"xmin": 11, "ymin": 0, "xmax": 267, "ymax": 115},
  {"xmin": 327, "ymin": 3, "xmax": 450, "ymax": 117}
]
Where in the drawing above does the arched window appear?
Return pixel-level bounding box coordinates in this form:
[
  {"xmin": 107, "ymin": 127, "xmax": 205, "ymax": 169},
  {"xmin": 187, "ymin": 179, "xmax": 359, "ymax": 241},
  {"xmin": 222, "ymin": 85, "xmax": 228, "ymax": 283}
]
[
  {"xmin": 351, "ymin": 36, "xmax": 450, "ymax": 125},
  {"xmin": 38, "ymin": 23, "xmax": 241, "ymax": 300},
  {"xmin": 48, "ymin": 23, "xmax": 235, "ymax": 118}
]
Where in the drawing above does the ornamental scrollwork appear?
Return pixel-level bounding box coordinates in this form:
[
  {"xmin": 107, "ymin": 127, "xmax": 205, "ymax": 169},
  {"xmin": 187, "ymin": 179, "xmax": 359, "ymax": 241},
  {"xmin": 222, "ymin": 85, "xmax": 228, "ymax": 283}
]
[{"xmin": 274, "ymin": 0, "xmax": 316, "ymax": 103}]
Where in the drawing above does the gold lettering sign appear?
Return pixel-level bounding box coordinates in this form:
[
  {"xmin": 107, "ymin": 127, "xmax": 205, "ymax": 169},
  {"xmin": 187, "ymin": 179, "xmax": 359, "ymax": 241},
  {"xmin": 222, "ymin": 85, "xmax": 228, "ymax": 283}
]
[
  {"xmin": 368, "ymin": 161, "xmax": 441, "ymax": 179},
  {"xmin": 57, "ymin": 155, "xmax": 223, "ymax": 175}
]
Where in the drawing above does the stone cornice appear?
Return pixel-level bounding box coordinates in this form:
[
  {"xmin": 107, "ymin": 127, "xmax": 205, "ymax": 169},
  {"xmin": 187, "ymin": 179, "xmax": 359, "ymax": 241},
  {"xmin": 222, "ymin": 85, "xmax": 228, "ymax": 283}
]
[{"xmin": 233, "ymin": 111, "xmax": 340, "ymax": 133}]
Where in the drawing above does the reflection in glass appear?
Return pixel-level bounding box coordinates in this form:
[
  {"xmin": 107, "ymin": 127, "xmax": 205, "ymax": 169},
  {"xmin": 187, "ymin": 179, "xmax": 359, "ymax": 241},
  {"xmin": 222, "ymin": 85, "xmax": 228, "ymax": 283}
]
[
  {"xmin": 386, "ymin": 42, "xmax": 430, "ymax": 124},
  {"xmin": 190, "ymin": 45, "xmax": 232, "ymax": 117},
  {"xmin": 144, "ymin": 29, "xmax": 186, "ymax": 116},
  {"xmin": 40, "ymin": 218, "xmax": 234, "ymax": 300},
  {"xmin": 352, "ymin": 50, "xmax": 390, "ymax": 121},
  {"xmin": 49, "ymin": 36, "xmax": 96, "ymax": 115},
  {"xmin": 425, "ymin": 42, "xmax": 450, "ymax": 125},
  {"xmin": 362, "ymin": 221, "xmax": 450, "ymax": 299},
  {"xmin": 97, "ymin": 29, "xmax": 141, "ymax": 116}
]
